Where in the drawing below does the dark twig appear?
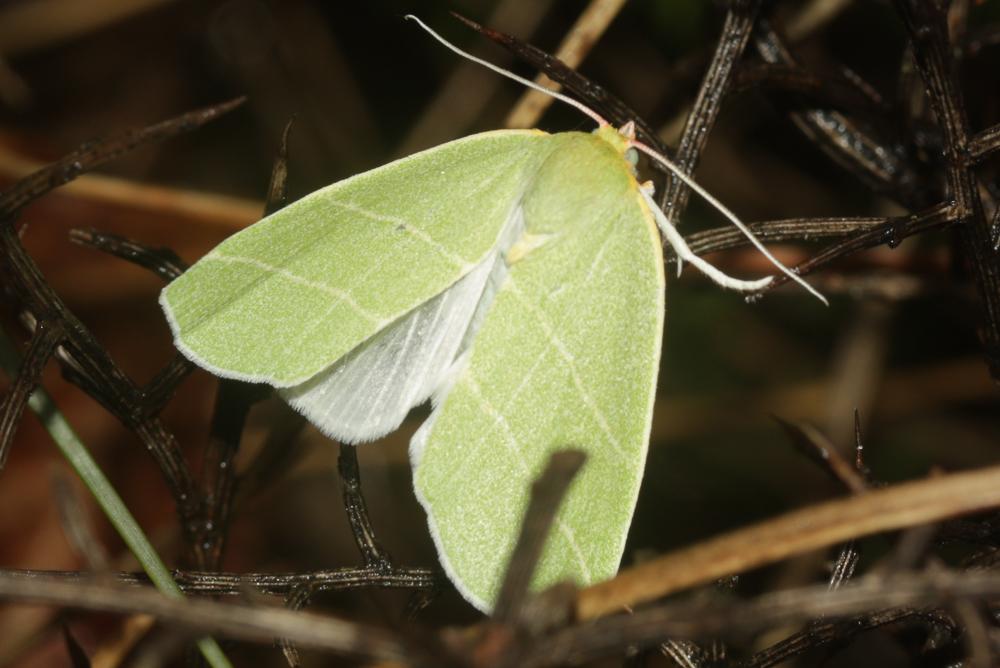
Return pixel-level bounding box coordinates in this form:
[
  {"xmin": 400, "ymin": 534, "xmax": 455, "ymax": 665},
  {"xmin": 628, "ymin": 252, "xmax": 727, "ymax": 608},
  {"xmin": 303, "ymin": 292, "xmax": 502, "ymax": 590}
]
[
  {"xmin": 1, "ymin": 225, "xmax": 200, "ymax": 491},
  {"xmin": 753, "ymin": 21, "xmax": 926, "ymax": 207},
  {"xmin": 337, "ymin": 444, "xmax": 392, "ymax": 571},
  {"xmin": 493, "ymin": 449, "xmax": 586, "ymax": 625},
  {"xmin": 3, "ymin": 567, "xmax": 437, "ymax": 597},
  {"xmin": 680, "ymin": 216, "xmax": 887, "ymax": 257},
  {"xmin": 893, "ymin": 0, "xmax": 1000, "ymax": 379},
  {"xmin": 759, "ymin": 202, "xmax": 955, "ymax": 292},
  {"xmin": 732, "ymin": 63, "xmax": 888, "ymax": 117},
  {"xmin": 198, "ymin": 379, "xmax": 261, "ymax": 568},
  {"xmin": 773, "ymin": 416, "xmax": 868, "ymax": 494},
  {"xmin": 659, "ymin": 639, "xmax": 706, "ymax": 668},
  {"xmin": 755, "ymin": 415, "xmax": 874, "ymax": 665},
  {"xmin": 0, "ymin": 98, "xmax": 245, "ymax": 216},
  {"xmin": 64, "ymin": 228, "xmax": 195, "ymax": 415},
  {"xmin": 887, "ymin": 523, "xmax": 940, "ymax": 573},
  {"xmin": 0, "ymin": 319, "xmax": 60, "ymax": 467},
  {"xmin": 742, "ymin": 608, "xmax": 919, "ymax": 667},
  {"xmin": 775, "ymin": 414, "xmax": 868, "ymax": 653},
  {"xmin": 279, "ymin": 585, "xmax": 315, "ymax": 668},
  {"xmin": 61, "ymin": 625, "xmax": 91, "ymax": 668},
  {"xmin": 403, "ymin": 584, "xmax": 443, "ymax": 621},
  {"xmin": 0, "ymin": 572, "xmax": 417, "ymax": 662},
  {"xmin": 853, "ymin": 409, "xmax": 867, "ymax": 477},
  {"xmin": 68, "ymin": 229, "xmax": 186, "ymax": 282},
  {"xmin": 234, "ymin": 407, "xmax": 307, "ymax": 504},
  {"xmin": 827, "ymin": 543, "xmax": 859, "ymax": 592},
  {"xmin": 659, "ymin": 0, "xmax": 761, "ymax": 217},
  {"xmin": 264, "ymin": 117, "xmax": 295, "ymax": 217},
  {"xmin": 990, "ymin": 198, "xmax": 1000, "ymax": 252},
  {"xmin": 827, "ymin": 411, "xmax": 872, "ymax": 593},
  {"xmin": 967, "ymin": 123, "xmax": 1000, "ymax": 165},
  {"xmin": 143, "ymin": 357, "xmax": 197, "ymax": 415}
]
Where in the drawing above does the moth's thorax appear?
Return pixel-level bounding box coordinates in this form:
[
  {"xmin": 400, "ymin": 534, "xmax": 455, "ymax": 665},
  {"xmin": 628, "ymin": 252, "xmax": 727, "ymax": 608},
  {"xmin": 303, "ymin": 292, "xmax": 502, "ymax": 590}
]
[{"xmin": 518, "ymin": 131, "xmax": 640, "ymax": 239}]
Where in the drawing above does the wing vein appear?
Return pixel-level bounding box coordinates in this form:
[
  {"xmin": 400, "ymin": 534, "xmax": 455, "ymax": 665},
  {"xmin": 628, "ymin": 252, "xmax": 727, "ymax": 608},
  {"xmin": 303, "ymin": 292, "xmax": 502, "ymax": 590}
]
[
  {"xmin": 584, "ymin": 230, "xmax": 616, "ymax": 283},
  {"xmin": 508, "ymin": 279, "xmax": 628, "ymax": 462},
  {"xmin": 330, "ymin": 200, "xmax": 472, "ymax": 270},
  {"xmin": 464, "ymin": 373, "xmax": 592, "ymax": 580},
  {"xmin": 204, "ymin": 252, "xmax": 381, "ymax": 324}
]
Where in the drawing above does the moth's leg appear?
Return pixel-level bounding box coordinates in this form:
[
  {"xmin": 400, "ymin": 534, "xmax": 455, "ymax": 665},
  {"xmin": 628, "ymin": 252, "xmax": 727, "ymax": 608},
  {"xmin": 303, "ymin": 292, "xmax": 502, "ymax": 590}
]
[
  {"xmin": 643, "ymin": 189, "xmax": 773, "ymax": 293},
  {"xmin": 636, "ymin": 161, "xmax": 827, "ymax": 304},
  {"xmin": 640, "ymin": 181, "xmax": 684, "ymax": 279}
]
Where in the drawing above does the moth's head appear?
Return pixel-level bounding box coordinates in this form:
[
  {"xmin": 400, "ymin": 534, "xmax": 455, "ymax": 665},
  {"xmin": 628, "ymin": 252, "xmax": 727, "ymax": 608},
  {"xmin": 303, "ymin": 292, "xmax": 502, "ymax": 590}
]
[{"xmin": 594, "ymin": 121, "xmax": 640, "ymax": 174}]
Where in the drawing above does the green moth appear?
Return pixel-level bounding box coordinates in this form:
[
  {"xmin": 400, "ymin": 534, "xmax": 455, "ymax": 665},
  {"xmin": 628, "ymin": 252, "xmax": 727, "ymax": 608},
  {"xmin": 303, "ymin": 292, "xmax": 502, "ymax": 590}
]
[
  {"xmin": 163, "ymin": 126, "xmax": 662, "ymax": 610},
  {"xmin": 161, "ymin": 17, "xmax": 818, "ymax": 612}
]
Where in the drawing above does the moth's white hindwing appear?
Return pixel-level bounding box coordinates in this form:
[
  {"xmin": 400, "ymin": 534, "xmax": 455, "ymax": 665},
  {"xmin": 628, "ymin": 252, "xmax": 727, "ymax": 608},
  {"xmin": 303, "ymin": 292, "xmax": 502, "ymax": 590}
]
[{"xmin": 281, "ymin": 206, "xmax": 526, "ymax": 443}]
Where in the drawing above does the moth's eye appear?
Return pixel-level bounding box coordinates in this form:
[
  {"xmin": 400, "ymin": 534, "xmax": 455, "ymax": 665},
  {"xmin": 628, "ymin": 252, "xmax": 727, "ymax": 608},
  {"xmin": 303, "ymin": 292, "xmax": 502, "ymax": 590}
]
[{"xmin": 625, "ymin": 147, "xmax": 639, "ymax": 166}]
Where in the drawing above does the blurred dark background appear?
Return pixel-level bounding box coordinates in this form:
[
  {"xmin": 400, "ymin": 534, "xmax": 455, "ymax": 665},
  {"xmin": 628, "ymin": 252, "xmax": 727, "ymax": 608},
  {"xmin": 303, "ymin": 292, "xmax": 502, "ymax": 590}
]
[{"xmin": 1, "ymin": 1, "xmax": 999, "ymax": 665}]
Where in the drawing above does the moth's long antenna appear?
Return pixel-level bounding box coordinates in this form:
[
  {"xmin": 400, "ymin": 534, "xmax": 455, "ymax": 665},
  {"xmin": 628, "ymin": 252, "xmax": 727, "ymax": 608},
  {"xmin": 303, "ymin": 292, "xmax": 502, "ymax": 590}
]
[
  {"xmin": 631, "ymin": 140, "xmax": 828, "ymax": 305},
  {"xmin": 405, "ymin": 14, "xmax": 608, "ymax": 129}
]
